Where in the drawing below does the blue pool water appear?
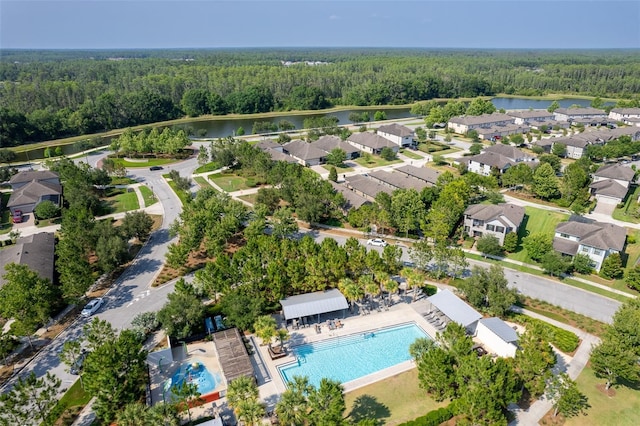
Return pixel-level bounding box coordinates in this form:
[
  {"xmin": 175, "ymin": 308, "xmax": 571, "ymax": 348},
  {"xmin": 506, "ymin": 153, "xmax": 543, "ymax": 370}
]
[
  {"xmin": 166, "ymin": 359, "xmax": 221, "ymax": 396},
  {"xmin": 278, "ymin": 323, "xmax": 430, "ymax": 388}
]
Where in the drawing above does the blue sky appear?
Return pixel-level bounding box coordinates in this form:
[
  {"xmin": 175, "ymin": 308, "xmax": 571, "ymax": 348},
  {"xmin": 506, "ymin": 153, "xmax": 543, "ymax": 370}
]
[{"xmin": 1, "ymin": 0, "xmax": 639, "ymax": 49}]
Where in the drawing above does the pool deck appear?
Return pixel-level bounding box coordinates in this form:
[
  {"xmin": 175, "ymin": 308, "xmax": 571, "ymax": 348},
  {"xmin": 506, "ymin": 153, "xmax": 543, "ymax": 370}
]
[
  {"xmin": 148, "ymin": 340, "xmax": 226, "ymax": 406},
  {"xmin": 253, "ymin": 296, "xmax": 440, "ymax": 411}
]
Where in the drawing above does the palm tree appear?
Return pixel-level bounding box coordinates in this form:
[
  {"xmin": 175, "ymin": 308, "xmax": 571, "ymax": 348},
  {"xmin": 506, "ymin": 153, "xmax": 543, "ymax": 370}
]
[
  {"xmin": 236, "ymin": 398, "xmax": 265, "ymax": 426},
  {"xmin": 383, "ymin": 278, "xmax": 399, "ymax": 305},
  {"xmin": 226, "ymin": 376, "xmax": 259, "ymax": 416},
  {"xmin": 253, "ymin": 315, "xmax": 277, "ymax": 348},
  {"xmin": 275, "ymin": 328, "xmax": 290, "ymax": 353},
  {"xmin": 149, "ymin": 403, "xmax": 181, "ymax": 426},
  {"xmin": 338, "ymin": 278, "xmax": 364, "ymax": 312},
  {"xmin": 170, "ymin": 381, "xmax": 201, "ymax": 424},
  {"xmin": 359, "ymin": 274, "xmax": 380, "ymax": 304},
  {"xmin": 276, "ymin": 376, "xmax": 312, "ymax": 426},
  {"xmin": 401, "ymin": 267, "xmax": 425, "ymax": 302},
  {"xmin": 116, "ymin": 402, "xmax": 152, "ymax": 426}
]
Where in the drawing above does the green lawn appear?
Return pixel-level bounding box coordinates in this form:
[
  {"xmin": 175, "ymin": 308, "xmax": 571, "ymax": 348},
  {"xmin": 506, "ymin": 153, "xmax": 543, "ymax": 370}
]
[
  {"xmin": 0, "ymin": 192, "xmax": 11, "ymax": 234},
  {"xmin": 566, "ymin": 367, "xmax": 640, "ymax": 426},
  {"xmin": 344, "ymin": 369, "xmax": 445, "ymax": 425},
  {"xmin": 50, "ymin": 378, "xmax": 92, "ymax": 426},
  {"xmin": 399, "ymin": 149, "xmax": 424, "ymax": 160},
  {"xmin": 354, "ymin": 156, "xmax": 403, "ymax": 169},
  {"xmin": 507, "ymin": 206, "xmax": 569, "ymax": 263},
  {"xmin": 102, "ymin": 190, "xmax": 140, "ymax": 214},
  {"xmin": 194, "ymin": 162, "xmax": 222, "ymax": 174},
  {"xmin": 166, "ymin": 179, "xmax": 192, "ymax": 205},
  {"xmin": 110, "ymin": 157, "xmax": 177, "ymax": 168},
  {"xmin": 322, "ymin": 164, "xmax": 354, "ymax": 173},
  {"xmin": 208, "ymin": 173, "xmax": 252, "ymax": 192},
  {"xmin": 612, "ymin": 185, "xmax": 640, "ymax": 224},
  {"xmin": 194, "ymin": 176, "xmax": 213, "ymax": 189},
  {"xmin": 109, "ymin": 176, "xmax": 138, "ymax": 185},
  {"xmin": 138, "ymin": 185, "xmax": 156, "ymax": 207}
]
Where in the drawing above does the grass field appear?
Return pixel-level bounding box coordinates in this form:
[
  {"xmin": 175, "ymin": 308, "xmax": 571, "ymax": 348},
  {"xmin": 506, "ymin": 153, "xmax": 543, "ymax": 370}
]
[
  {"xmin": 102, "ymin": 189, "xmax": 139, "ymax": 214},
  {"xmin": 565, "ymin": 367, "xmax": 640, "ymax": 426},
  {"xmin": 399, "ymin": 149, "xmax": 424, "ymax": 160},
  {"xmin": 138, "ymin": 185, "xmax": 156, "ymax": 207},
  {"xmin": 507, "ymin": 206, "xmax": 569, "ymax": 263},
  {"xmin": 612, "ymin": 185, "xmax": 640, "ymax": 224},
  {"xmin": 194, "ymin": 176, "xmax": 213, "ymax": 189},
  {"xmin": 166, "ymin": 179, "xmax": 192, "ymax": 205},
  {"xmin": 354, "ymin": 156, "xmax": 403, "ymax": 169},
  {"xmin": 344, "ymin": 369, "xmax": 444, "ymax": 425},
  {"xmin": 194, "ymin": 162, "xmax": 222, "ymax": 174},
  {"xmin": 110, "ymin": 157, "xmax": 177, "ymax": 168},
  {"xmin": 50, "ymin": 378, "xmax": 92, "ymax": 426},
  {"xmin": 0, "ymin": 192, "xmax": 11, "ymax": 234},
  {"xmin": 208, "ymin": 173, "xmax": 253, "ymax": 192}
]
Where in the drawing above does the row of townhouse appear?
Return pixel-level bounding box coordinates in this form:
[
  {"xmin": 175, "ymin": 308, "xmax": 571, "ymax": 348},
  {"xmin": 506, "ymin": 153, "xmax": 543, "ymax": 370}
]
[
  {"xmin": 534, "ymin": 127, "xmax": 640, "ymax": 159},
  {"xmin": 608, "ymin": 107, "xmax": 640, "ymax": 126},
  {"xmin": 461, "ymin": 144, "xmax": 537, "ymax": 176},
  {"xmin": 463, "ymin": 202, "xmax": 627, "ymax": 272},
  {"xmin": 256, "ymin": 124, "xmax": 415, "ymax": 167},
  {"xmin": 448, "ymin": 108, "xmax": 614, "ymax": 137}
]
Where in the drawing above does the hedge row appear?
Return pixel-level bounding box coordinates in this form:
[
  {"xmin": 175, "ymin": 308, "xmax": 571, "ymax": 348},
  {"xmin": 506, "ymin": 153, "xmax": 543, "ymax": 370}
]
[
  {"xmin": 513, "ymin": 314, "xmax": 580, "ymax": 353},
  {"xmin": 398, "ymin": 401, "xmax": 458, "ymax": 426}
]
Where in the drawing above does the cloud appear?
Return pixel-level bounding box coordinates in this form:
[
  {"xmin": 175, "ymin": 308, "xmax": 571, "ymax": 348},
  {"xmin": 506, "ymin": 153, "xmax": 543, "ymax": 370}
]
[{"xmin": 329, "ymin": 14, "xmax": 340, "ymax": 20}]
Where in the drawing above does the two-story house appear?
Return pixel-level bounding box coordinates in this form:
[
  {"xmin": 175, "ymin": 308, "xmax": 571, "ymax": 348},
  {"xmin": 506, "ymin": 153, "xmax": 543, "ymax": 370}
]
[
  {"xmin": 553, "ymin": 107, "xmax": 607, "ymax": 125},
  {"xmin": 463, "ymin": 203, "xmax": 525, "ymax": 245},
  {"xmin": 6, "ymin": 170, "xmax": 62, "ymax": 216},
  {"xmin": 463, "ymin": 145, "xmax": 535, "ymax": 176},
  {"xmin": 608, "ymin": 107, "xmax": 640, "ymax": 125},
  {"xmin": 589, "ymin": 163, "xmax": 636, "ymax": 205},
  {"xmin": 376, "ymin": 123, "xmax": 415, "ymax": 148},
  {"xmin": 553, "ymin": 215, "xmax": 626, "ymax": 271},
  {"xmin": 447, "ymin": 113, "xmax": 515, "ymax": 135},
  {"xmin": 347, "ymin": 132, "xmax": 398, "ymax": 155}
]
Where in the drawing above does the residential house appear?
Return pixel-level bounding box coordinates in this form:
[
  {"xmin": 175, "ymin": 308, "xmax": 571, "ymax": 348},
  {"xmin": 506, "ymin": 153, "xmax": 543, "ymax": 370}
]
[
  {"xmin": 7, "ymin": 170, "xmax": 62, "ymax": 215},
  {"xmin": 310, "ymin": 135, "xmax": 361, "ymax": 160},
  {"xmin": 477, "ymin": 124, "xmax": 530, "ymax": 141},
  {"xmin": 464, "ymin": 152, "xmax": 515, "ymax": 176},
  {"xmin": 537, "ymin": 137, "xmax": 590, "ymax": 159},
  {"xmin": 282, "ymin": 139, "xmax": 328, "ymax": 166},
  {"xmin": 589, "ymin": 163, "xmax": 635, "ymax": 205},
  {"xmin": 376, "ymin": 123, "xmax": 415, "ymax": 147},
  {"xmin": 329, "ymin": 181, "xmax": 371, "ymax": 213},
  {"xmin": 507, "ymin": 110, "xmax": 555, "ymax": 125},
  {"xmin": 395, "ymin": 164, "xmax": 441, "ymax": 186},
  {"xmin": 483, "ymin": 144, "xmax": 536, "ymax": 162},
  {"xmin": 608, "ymin": 108, "xmax": 640, "ymax": 124},
  {"xmin": 347, "ymin": 132, "xmax": 398, "ymax": 155},
  {"xmin": 367, "ymin": 170, "xmax": 429, "ymax": 192},
  {"xmin": 553, "ymin": 107, "xmax": 607, "ymax": 125},
  {"xmin": 0, "ymin": 232, "xmax": 55, "ymax": 288},
  {"xmin": 475, "ymin": 318, "xmax": 519, "ymax": 358},
  {"xmin": 553, "ymin": 215, "xmax": 626, "ymax": 271},
  {"xmin": 344, "ymin": 174, "xmax": 394, "ymax": 201},
  {"xmin": 463, "ymin": 203, "xmax": 525, "ymax": 245},
  {"xmin": 447, "ymin": 113, "xmax": 515, "ymax": 135},
  {"xmin": 255, "ymin": 140, "xmax": 298, "ymax": 164}
]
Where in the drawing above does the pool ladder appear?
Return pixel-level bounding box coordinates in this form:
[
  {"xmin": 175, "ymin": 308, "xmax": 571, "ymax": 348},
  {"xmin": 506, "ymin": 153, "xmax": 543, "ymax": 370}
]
[{"xmin": 296, "ymin": 355, "xmax": 306, "ymax": 365}]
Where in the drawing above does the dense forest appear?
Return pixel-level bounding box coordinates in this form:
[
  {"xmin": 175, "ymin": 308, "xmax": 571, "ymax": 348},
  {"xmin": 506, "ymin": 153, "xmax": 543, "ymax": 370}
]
[{"xmin": 1, "ymin": 48, "xmax": 639, "ymax": 147}]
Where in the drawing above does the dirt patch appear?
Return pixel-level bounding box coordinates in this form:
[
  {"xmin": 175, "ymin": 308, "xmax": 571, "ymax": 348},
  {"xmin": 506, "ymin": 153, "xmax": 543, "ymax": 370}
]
[
  {"xmin": 596, "ymin": 383, "xmax": 617, "ymax": 397},
  {"xmin": 539, "ymin": 409, "xmax": 566, "ymax": 425}
]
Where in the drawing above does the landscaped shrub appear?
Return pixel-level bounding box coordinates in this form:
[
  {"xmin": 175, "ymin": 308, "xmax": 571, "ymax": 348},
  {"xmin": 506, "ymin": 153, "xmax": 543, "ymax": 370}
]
[
  {"xmin": 512, "ymin": 314, "xmax": 579, "ymax": 353},
  {"xmin": 397, "ymin": 402, "xmax": 455, "ymax": 426}
]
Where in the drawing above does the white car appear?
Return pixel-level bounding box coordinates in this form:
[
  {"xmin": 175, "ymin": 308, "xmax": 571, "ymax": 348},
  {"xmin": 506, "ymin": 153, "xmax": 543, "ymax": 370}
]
[
  {"xmin": 367, "ymin": 238, "xmax": 388, "ymax": 247},
  {"xmin": 81, "ymin": 298, "xmax": 104, "ymax": 317}
]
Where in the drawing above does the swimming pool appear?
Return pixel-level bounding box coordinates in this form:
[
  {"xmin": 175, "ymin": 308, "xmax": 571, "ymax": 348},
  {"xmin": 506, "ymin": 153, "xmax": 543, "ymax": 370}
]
[
  {"xmin": 278, "ymin": 323, "xmax": 430, "ymax": 388},
  {"xmin": 166, "ymin": 359, "xmax": 222, "ymax": 396}
]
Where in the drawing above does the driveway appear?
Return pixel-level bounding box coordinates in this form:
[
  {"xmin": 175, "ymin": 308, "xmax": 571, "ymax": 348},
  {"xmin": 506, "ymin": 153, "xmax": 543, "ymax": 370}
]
[{"xmin": 593, "ymin": 199, "xmax": 617, "ymax": 216}]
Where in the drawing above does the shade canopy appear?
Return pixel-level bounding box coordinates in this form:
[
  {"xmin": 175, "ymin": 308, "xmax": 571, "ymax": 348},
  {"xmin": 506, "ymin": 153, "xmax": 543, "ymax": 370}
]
[
  {"xmin": 427, "ymin": 289, "xmax": 482, "ymax": 328},
  {"xmin": 280, "ymin": 289, "xmax": 348, "ymax": 321}
]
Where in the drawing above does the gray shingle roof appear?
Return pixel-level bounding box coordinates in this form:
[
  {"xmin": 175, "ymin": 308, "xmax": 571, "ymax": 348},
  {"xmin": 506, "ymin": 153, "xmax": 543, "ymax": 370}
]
[
  {"xmin": 463, "ymin": 203, "xmax": 525, "ymax": 229},
  {"xmin": 329, "ymin": 181, "xmax": 371, "ymax": 210},
  {"xmin": 507, "ymin": 110, "xmax": 554, "ymax": 120},
  {"xmin": 479, "ymin": 317, "xmax": 518, "ymax": 343},
  {"xmin": 345, "ymin": 174, "xmax": 394, "ymax": 199},
  {"xmin": 594, "ymin": 164, "xmax": 635, "ymax": 182},
  {"xmin": 553, "ymin": 237, "xmax": 579, "ymax": 256},
  {"xmin": 283, "ymin": 139, "xmax": 327, "ymax": 161},
  {"xmin": 395, "ymin": 165, "xmax": 441, "ymax": 185},
  {"xmin": 9, "ymin": 170, "xmax": 59, "ymax": 185},
  {"xmin": 368, "ymin": 170, "xmax": 429, "ymax": 191},
  {"xmin": 555, "ymin": 107, "xmax": 607, "ymax": 116},
  {"xmin": 590, "ymin": 179, "xmax": 629, "ymax": 199},
  {"xmin": 347, "ymin": 132, "xmax": 396, "ymax": 150},
  {"xmin": 0, "ymin": 232, "xmax": 55, "ymax": 288},
  {"xmin": 310, "ymin": 135, "xmax": 361, "ymax": 155},
  {"xmin": 255, "ymin": 139, "xmax": 283, "ymax": 152},
  {"xmin": 7, "ymin": 180, "xmax": 62, "ymax": 208},
  {"xmin": 448, "ymin": 113, "xmax": 515, "ymax": 126},
  {"xmin": 427, "ymin": 289, "xmax": 482, "ymax": 328},
  {"xmin": 465, "ymin": 152, "xmax": 514, "ymax": 170},
  {"xmin": 483, "ymin": 144, "xmax": 531, "ymax": 161},
  {"xmin": 280, "ymin": 289, "xmax": 348, "ymax": 320},
  {"xmin": 610, "ymin": 108, "xmax": 640, "ymax": 116},
  {"xmin": 377, "ymin": 123, "xmax": 413, "ymax": 137},
  {"xmin": 555, "ymin": 216, "xmax": 626, "ymax": 252},
  {"xmin": 550, "ymin": 137, "xmax": 589, "ymax": 148}
]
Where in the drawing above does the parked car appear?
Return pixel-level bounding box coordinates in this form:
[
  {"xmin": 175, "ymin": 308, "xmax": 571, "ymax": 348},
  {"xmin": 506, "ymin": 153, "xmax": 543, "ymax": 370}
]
[
  {"xmin": 366, "ymin": 238, "xmax": 388, "ymax": 247},
  {"xmin": 81, "ymin": 298, "xmax": 104, "ymax": 317},
  {"xmin": 12, "ymin": 210, "xmax": 22, "ymax": 224},
  {"xmin": 149, "ymin": 166, "xmax": 164, "ymax": 171},
  {"xmin": 70, "ymin": 349, "xmax": 89, "ymax": 375}
]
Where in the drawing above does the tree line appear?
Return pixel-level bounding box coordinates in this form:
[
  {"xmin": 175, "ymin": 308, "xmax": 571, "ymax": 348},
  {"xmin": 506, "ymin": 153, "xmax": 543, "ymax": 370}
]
[{"xmin": 2, "ymin": 49, "xmax": 640, "ymax": 146}]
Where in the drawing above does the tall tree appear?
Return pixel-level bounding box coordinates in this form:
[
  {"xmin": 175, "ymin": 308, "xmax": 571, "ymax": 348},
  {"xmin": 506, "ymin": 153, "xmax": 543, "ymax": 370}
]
[
  {"xmin": 545, "ymin": 373, "xmax": 590, "ymax": 419},
  {"xmin": 2, "ymin": 371, "xmax": 61, "ymax": 426},
  {"xmin": 532, "ymin": 163, "xmax": 560, "ymax": 200}
]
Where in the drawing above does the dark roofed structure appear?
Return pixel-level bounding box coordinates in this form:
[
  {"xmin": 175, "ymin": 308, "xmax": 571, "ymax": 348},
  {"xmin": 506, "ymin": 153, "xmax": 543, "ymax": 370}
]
[
  {"xmin": 427, "ymin": 289, "xmax": 482, "ymax": 332},
  {"xmin": 344, "ymin": 174, "xmax": 394, "ymax": 200},
  {"xmin": 478, "ymin": 317, "xmax": 518, "ymax": 344},
  {"xmin": 554, "ymin": 216, "xmax": 626, "ymax": 254},
  {"xmin": 395, "ymin": 165, "xmax": 440, "ymax": 185},
  {"xmin": 377, "ymin": 123, "xmax": 413, "ymax": 137},
  {"xmin": 212, "ymin": 328, "xmax": 254, "ymax": 384},
  {"xmin": 590, "ymin": 179, "xmax": 629, "ymax": 200},
  {"xmin": 483, "ymin": 144, "xmax": 532, "ymax": 161},
  {"xmin": 310, "ymin": 135, "xmax": 361, "ymax": 157},
  {"xmin": 465, "ymin": 151, "xmax": 515, "ymax": 170},
  {"xmin": 283, "ymin": 139, "xmax": 328, "ymax": 164},
  {"xmin": 347, "ymin": 132, "xmax": 397, "ymax": 152},
  {"xmin": 463, "ymin": 203, "xmax": 525, "ymax": 228},
  {"xmin": 593, "ymin": 164, "xmax": 635, "ymax": 182},
  {"xmin": 9, "ymin": 170, "xmax": 59, "ymax": 186},
  {"xmin": 329, "ymin": 181, "xmax": 371, "ymax": 211},
  {"xmin": 279, "ymin": 289, "xmax": 348, "ymax": 321},
  {"xmin": 0, "ymin": 232, "xmax": 55, "ymax": 288},
  {"xmin": 368, "ymin": 170, "xmax": 429, "ymax": 191}
]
